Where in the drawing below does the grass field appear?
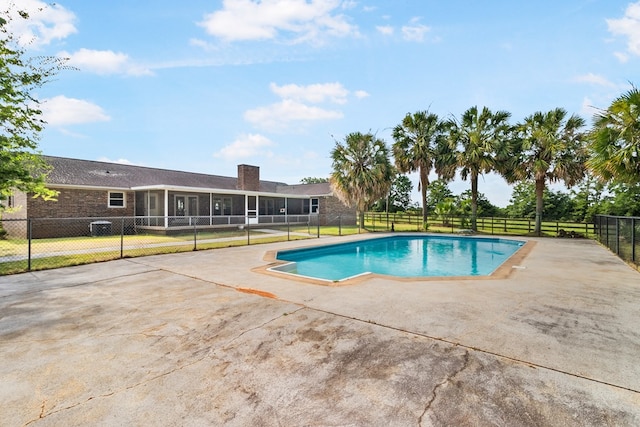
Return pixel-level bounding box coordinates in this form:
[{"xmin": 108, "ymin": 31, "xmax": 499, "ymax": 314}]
[
  {"xmin": 0, "ymin": 228, "xmax": 314, "ymax": 275},
  {"xmin": 0, "ymin": 215, "xmax": 597, "ymax": 275},
  {"xmin": 365, "ymin": 213, "xmax": 595, "ymax": 238}
]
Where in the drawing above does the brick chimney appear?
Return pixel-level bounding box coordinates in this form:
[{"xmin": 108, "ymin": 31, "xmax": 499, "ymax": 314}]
[{"xmin": 237, "ymin": 164, "xmax": 260, "ymax": 191}]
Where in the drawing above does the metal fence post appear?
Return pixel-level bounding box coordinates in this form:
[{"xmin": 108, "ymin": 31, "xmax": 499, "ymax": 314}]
[
  {"xmin": 121, "ymin": 217, "xmax": 125, "ymax": 258},
  {"xmin": 633, "ymin": 218, "xmax": 636, "ymax": 263},
  {"xmin": 27, "ymin": 218, "xmax": 32, "ymax": 272},
  {"xmin": 193, "ymin": 220, "xmax": 197, "ymax": 251},
  {"xmin": 339, "ymin": 215, "xmax": 342, "ymax": 236},
  {"xmin": 616, "ymin": 217, "xmax": 620, "ymax": 255}
]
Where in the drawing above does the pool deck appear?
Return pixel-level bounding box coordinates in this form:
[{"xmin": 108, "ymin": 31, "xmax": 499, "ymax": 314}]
[{"xmin": 1, "ymin": 234, "xmax": 639, "ymax": 426}]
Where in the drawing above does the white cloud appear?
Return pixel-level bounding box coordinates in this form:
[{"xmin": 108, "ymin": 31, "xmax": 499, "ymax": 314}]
[
  {"xmin": 606, "ymin": 1, "xmax": 640, "ymax": 56},
  {"xmin": 96, "ymin": 157, "xmax": 136, "ymax": 165},
  {"xmin": 189, "ymin": 38, "xmax": 217, "ymax": 51},
  {"xmin": 244, "ymin": 99, "xmax": 343, "ymax": 130},
  {"xmin": 214, "ymin": 133, "xmax": 275, "ymax": 159},
  {"xmin": 580, "ymin": 97, "xmax": 599, "ymax": 118},
  {"xmin": 614, "ymin": 51, "xmax": 629, "ymax": 63},
  {"xmin": 402, "ymin": 19, "xmax": 431, "ymax": 42},
  {"xmin": 573, "ymin": 73, "xmax": 616, "ymax": 88},
  {"xmin": 245, "ymin": 81, "xmax": 368, "ymax": 130},
  {"xmin": 59, "ymin": 48, "xmax": 153, "ymax": 76},
  {"xmin": 341, "ymin": 0, "xmax": 357, "ymax": 10},
  {"xmin": 270, "ymin": 82, "xmax": 349, "ymax": 104},
  {"xmin": 0, "ymin": 0, "xmax": 76, "ymax": 48},
  {"xmin": 376, "ymin": 25, "xmax": 394, "ymax": 36},
  {"xmin": 40, "ymin": 96, "xmax": 110, "ymax": 126},
  {"xmin": 198, "ymin": 0, "xmax": 358, "ymax": 44}
]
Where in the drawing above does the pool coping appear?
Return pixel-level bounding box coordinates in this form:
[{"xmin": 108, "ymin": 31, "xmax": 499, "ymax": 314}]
[{"xmin": 254, "ymin": 233, "xmax": 537, "ymax": 286}]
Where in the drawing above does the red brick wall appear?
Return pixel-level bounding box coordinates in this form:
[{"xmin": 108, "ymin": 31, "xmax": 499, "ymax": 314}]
[
  {"xmin": 26, "ymin": 188, "xmax": 135, "ymax": 238},
  {"xmin": 319, "ymin": 195, "xmax": 356, "ymax": 225},
  {"xmin": 237, "ymin": 165, "xmax": 260, "ymax": 191},
  {"xmin": 28, "ymin": 187, "xmax": 134, "ymax": 218}
]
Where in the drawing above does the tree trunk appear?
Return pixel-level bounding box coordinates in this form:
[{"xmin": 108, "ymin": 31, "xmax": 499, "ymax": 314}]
[
  {"xmin": 359, "ymin": 210, "xmax": 365, "ymax": 231},
  {"xmin": 535, "ymin": 178, "xmax": 545, "ymax": 236},
  {"xmin": 471, "ymin": 173, "xmax": 478, "ymax": 231},
  {"xmin": 420, "ymin": 167, "xmax": 429, "ymax": 230}
]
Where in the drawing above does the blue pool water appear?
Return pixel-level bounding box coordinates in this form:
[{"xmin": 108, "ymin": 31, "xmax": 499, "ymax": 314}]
[{"xmin": 272, "ymin": 235, "xmax": 525, "ymax": 281}]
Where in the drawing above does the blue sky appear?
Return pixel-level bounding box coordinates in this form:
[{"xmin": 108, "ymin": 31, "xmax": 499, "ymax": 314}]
[{"xmin": 6, "ymin": 0, "xmax": 640, "ymax": 207}]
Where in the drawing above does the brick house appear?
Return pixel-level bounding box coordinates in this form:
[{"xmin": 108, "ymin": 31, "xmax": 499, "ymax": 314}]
[{"xmin": 2, "ymin": 156, "xmax": 356, "ymax": 238}]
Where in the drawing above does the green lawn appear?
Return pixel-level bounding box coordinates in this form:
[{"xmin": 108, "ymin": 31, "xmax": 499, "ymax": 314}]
[
  {"xmin": 0, "ymin": 216, "xmax": 597, "ymax": 276},
  {"xmin": 0, "ymin": 229, "xmax": 313, "ymax": 275}
]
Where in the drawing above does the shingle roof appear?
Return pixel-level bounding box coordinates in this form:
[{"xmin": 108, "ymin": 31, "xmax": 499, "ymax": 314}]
[
  {"xmin": 275, "ymin": 182, "xmax": 332, "ymax": 196},
  {"xmin": 43, "ymin": 156, "xmax": 332, "ymax": 196}
]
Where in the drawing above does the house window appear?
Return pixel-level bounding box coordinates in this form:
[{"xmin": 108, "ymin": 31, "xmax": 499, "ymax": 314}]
[
  {"xmin": 213, "ymin": 197, "xmax": 232, "ymax": 215},
  {"xmin": 311, "ymin": 198, "xmax": 319, "ymax": 214},
  {"xmin": 108, "ymin": 191, "xmax": 126, "ymax": 208}
]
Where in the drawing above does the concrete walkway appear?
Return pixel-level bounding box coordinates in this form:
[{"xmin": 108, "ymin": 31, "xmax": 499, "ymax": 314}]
[{"xmin": 1, "ymin": 234, "xmax": 639, "ymax": 426}]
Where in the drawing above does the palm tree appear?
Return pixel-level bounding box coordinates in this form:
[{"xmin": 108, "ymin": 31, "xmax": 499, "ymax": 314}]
[
  {"xmin": 587, "ymin": 85, "xmax": 640, "ymax": 184},
  {"xmin": 391, "ymin": 111, "xmax": 450, "ymax": 229},
  {"xmin": 510, "ymin": 108, "xmax": 586, "ymax": 235},
  {"xmin": 434, "ymin": 198, "xmax": 456, "ymax": 227},
  {"xmin": 447, "ymin": 106, "xmax": 512, "ymax": 231},
  {"xmin": 330, "ymin": 132, "xmax": 394, "ymax": 229}
]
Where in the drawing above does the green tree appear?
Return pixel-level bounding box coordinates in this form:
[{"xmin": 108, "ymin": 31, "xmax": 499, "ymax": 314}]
[
  {"xmin": 457, "ymin": 190, "xmax": 503, "ymax": 217},
  {"xmin": 509, "ymin": 108, "xmax": 586, "ymax": 234},
  {"xmin": 392, "ymin": 111, "xmax": 450, "ymax": 229},
  {"xmin": 300, "ymin": 177, "xmax": 329, "ymax": 184},
  {"xmin": 330, "ymin": 132, "xmax": 394, "ymax": 228},
  {"xmin": 588, "ymin": 85, "xmax": 640, "ymax": 184},
  {"xmin": 434, "ymin": 198, "xmax": 457, "ymax": 226},
  {"xmin": 425, "ymin": 179, "xmax": 454, "ymax": 213},
  {"xmin": 570, "ymin": 173, "xmax": 607, "ymax": 222},
  {"xmin": 505, "ymin": 182, "xmax": 536, "ymax": 219},
  {"xmin": 505, "ymin": 181, "xmax": 576, "ymax": 221},
  {"xmin": 447, "ymin": 106, "xmax": 512, "ymax": 230},
  {"xmin": 0, "ymin": 9, "xmax": 64, "ymax": 212},
  {"xmin": 372, "ymin": 174, "xmax": 413, "ymax": 213},
  {"xmin": 600, "ymin": 182, "xmax": 640, "ymax": 216}
]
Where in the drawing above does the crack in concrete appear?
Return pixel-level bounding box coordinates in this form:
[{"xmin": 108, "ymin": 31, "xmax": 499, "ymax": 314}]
[
  {"xmin": 2, "ymin": 266, "xmax": 164, "ymax": 301},
  {"xmin": 21, "ymin": 306, "xmax": 304, "ymax": 426},
  {"xmin": 418, "ymin": 350, "xmax": 470, "ymax": 426},
  {"xmin": 307, "ymin": 306, "xmax": 640, "ymax": 395},
  {"xmin": 23, "ymin": 353, "xmax": 210, "ymax": 426},
  {"xmin": 222, "ymin": 307, "xmax": 305, "ymax": 349}
]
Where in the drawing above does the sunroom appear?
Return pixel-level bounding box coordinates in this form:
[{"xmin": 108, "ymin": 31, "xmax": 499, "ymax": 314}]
[{"xmin": 133, "ymin": 185, "xmax": 317, "ymax": 231}]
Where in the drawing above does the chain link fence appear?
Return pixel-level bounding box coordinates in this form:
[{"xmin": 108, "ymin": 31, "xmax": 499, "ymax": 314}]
[
  {"xmin": 0, "ymin": 214, "xmax": 359, "ymax": 275},
  {"xmin": 594, "ymin": 215, "xmax": 640, "ymax": 266}
]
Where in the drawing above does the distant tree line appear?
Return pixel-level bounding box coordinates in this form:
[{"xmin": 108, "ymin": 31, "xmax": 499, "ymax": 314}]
[{"xmin": 329, "ymin": 86, "xmax": 640, "ymax": 233}]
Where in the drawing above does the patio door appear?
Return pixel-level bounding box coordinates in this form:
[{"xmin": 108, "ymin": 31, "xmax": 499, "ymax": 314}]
[
  {"xmin": 148, "ymin": 193, "xmax": 160, "ymax": 226},
  {"xmin": 246, "ymin": 195, "xmax": 258, "ymax": 224},
  {"xmin": 175, "ymin": 195, "xmax": 198, "ymax": 216}
]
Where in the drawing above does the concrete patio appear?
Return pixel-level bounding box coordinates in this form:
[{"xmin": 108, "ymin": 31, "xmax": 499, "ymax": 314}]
[{"xmin": 1, "ymin": 234, "xmax": 639, "ymax": 426}]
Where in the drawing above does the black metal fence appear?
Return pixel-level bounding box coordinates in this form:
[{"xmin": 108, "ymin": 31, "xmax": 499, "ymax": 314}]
[
  {"xmin": 594, "ymin": 215, "xmax": 640, "ymax": 266},
  {"xmin": 0, "ymin": 214, "xmax": 358, "ymax": 275}
]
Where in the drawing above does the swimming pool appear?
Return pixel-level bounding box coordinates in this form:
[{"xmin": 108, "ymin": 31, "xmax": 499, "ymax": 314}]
[{"xmin": 270, "ymin": 235, "xmax": 526, "ymax": 282}]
